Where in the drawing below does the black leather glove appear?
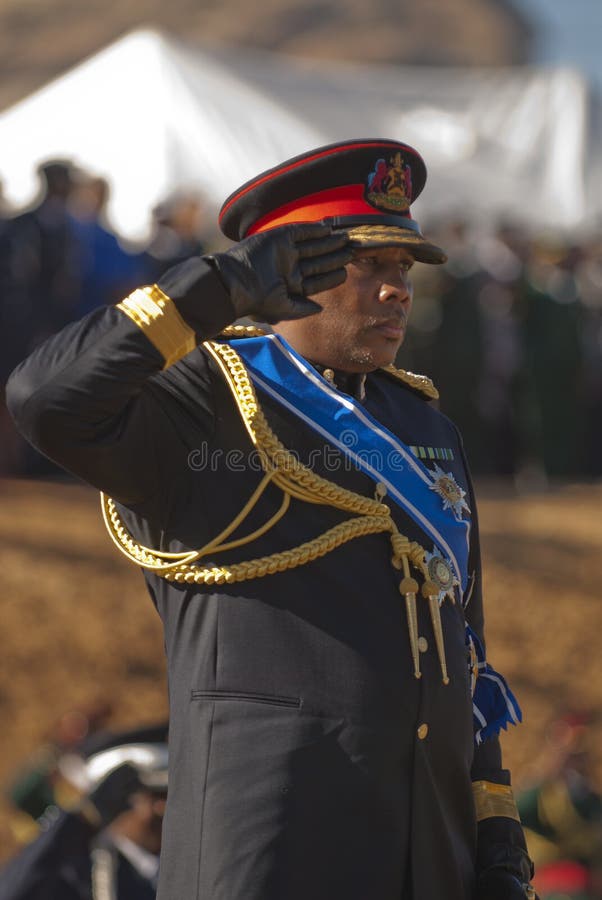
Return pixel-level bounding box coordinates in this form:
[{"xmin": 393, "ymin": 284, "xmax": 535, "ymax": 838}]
[
  {"xmin": 80, "ymin": 763, "xmax": 142, "ymax": 829},
  {"xmin": 476, "ymin": 869, "xmax": 539, "ymax": 900},
  {"xmin": 207, "ymin": 223, "xmax": 353, "ymax": 324},
  {"xmin": 476, "ymin": 817, "xmax": 537, "ymax": 900}
]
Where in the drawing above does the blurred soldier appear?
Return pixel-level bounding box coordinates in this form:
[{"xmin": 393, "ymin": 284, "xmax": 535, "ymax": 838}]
[
  {"xmin": 7, "ymin": 139, "xmax": 535, "ymax": 900},
  {"xmin": 2, "ymin": 160, "xmax": 82, "ymax": 351},
  {"xmin": 0, "ymin": 725, "xmax": 168, "ymax": 900},
  {"xmin": 522, "ymin": 241, "xmax": 583, "ymax": 478},
  {"xmin": 428, "ymin": 219, "xmax": 487, "ymax": 469},
  {"xmin": 0, "ymin": 160, "xmax": 83, "ymax": 475},
  {"xmin": 575, "ymin": 240, "xmax": 602, "ymax": 478},
  {"xmin": 142, "ymin": 191, "xmax": 207, "ymax": 283},
  {"xmin": 5, "ymin": 700, "xmax": 113, "ymax": 836},
  {"xmin": 518, "ymin": 711, "xmax": 602, "ymax": 899},
  {"xmin": 69, "ymin": 175, "xmax": 141, "ymax": 316}
]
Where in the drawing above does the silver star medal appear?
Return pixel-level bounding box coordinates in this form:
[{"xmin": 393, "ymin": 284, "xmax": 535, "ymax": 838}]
[
  {"xmin": 429, "ymin": 464, "xmax": 470, "ymax": 521},
  {"xmin": 424, "ymin": 547, "xmax": 460, "ymax": 605}
]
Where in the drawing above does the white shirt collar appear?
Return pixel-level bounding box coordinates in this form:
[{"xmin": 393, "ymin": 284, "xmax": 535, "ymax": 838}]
[{"xmin": 110, "ymin": 834, "xmax": 160, "ymax": 882}]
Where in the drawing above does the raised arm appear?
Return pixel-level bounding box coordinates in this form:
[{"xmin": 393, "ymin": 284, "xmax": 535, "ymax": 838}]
[
  {"xmin": 6, "ymin": 261, "xmax": 232, "ymax": 505},
  {"xmin": 6, "ymin": 225, "xmax": 351, "ymax": 506}
]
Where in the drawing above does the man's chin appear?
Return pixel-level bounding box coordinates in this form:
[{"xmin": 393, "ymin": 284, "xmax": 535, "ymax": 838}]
[
  {"xmin": 346, "ymin": 345, "xmax": 401, "ymax": 372},
  {"xmin": 359, "ymin": 335, "xmax": 404, "ymax": 370}
]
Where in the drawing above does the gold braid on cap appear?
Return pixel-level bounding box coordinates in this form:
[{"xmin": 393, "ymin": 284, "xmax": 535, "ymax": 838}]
[{"xmin": 100, "ymin": 329, "xmax": 451, "ymax": 682}]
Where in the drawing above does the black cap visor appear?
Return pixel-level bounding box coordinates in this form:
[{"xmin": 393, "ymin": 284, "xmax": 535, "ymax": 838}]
[{"xmin": 326, "ymin": 215, "xmax": 446, "ymax": 264}]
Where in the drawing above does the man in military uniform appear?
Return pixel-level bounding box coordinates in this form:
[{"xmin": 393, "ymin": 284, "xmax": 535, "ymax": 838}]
[{"xmin": 7, "ymin": 139, "xmax": 535, "ymax": 900}]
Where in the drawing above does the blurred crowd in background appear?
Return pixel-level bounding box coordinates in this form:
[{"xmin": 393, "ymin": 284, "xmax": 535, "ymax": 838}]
[
  {"xmin": 1, "ymin": 157, "xmax": 601, "ymax": 485},
  {"xmin": 0, "ymin": 159, "xmax": 209, "ymax": 477},
  {"xmin": 402, "ymin": 220, "xmax": 602, "ymax": 485}
]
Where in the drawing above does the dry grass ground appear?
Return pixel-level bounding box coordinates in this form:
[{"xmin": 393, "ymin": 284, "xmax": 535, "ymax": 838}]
[{"xmin": 0, "ymin": 476, "xmax": 600, "ymax": 862}]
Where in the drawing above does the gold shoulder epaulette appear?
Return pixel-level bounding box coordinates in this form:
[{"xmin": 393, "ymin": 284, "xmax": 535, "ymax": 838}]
[
  {"xmin": 219, "ymin": 324, "xmax": 268, "ymax": 338},
  {"xmin": 380, "ymin": 365, "xmax": 439, "ymax": 401}
]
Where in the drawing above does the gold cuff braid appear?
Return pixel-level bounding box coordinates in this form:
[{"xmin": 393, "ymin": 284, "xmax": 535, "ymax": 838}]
[
  {"xmin": 116, "ymin": 285, "xmax": 196, "ymax": 369},
  {"xmin": 473, "ymin": 780, "xmax": 521, "ymax": 822}
]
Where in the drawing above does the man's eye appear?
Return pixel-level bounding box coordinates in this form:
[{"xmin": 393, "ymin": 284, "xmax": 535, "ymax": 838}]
[{"xmin": 352, "ymin": 255, "xmax": 413, "ymax": 272}]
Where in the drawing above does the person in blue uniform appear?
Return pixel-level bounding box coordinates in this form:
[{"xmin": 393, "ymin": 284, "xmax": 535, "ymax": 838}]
[{"xmin": 7, "ymin": 139, "xmax": 536, "ymax": 900}]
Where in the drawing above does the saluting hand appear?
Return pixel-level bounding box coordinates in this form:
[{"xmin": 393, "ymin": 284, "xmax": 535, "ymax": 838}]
[
  {"xmin": 207, "ymin": 223, "xmax": 353, "ymax": 324},
  {"xmin": 77, "ymin": 763, "xmax": 142, "ymax": 830}
]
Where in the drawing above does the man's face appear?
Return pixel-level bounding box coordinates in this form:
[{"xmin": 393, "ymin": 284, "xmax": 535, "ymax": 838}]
[
  {"xmin": 275, "ymin": 246, "xmax": 414, "ymax": 372},
  {"xmin": 111, "ymin": 789, "xmax": 167, "ymax": 855}
]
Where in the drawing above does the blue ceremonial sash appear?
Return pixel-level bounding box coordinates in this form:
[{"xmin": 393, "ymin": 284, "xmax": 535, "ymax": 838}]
[{"xmin": 227, "ymin": 333, "xmax": 471, "ymax": 594}]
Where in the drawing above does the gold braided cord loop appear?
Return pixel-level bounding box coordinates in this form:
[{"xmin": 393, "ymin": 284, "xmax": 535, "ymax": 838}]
[
  {"xmin": 206, "ymin": 341, "xmax": 387, "ymax": 517},
  {"xmin": 102, "ymin": 500, "xmax": 394, "ymax": 585},
  {"xmin": 100, "ymin": 339, "xmax": 429, "ymax": 587},
  {"xmin": 101, "ymin": 495, "xmax": 397, "ymax": 585},
  {"xmin": 390, "ymin": 532, "xmax": 428, "ymax": 573}
]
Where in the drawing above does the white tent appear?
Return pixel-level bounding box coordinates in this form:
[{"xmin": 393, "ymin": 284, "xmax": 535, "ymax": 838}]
[
  {"xmin": 0, "ymin": 28, "xmax": 599, "ymax": 241},
  {"xmin": 0, "ymin": 30, "xmax": 324, "ymax": 242}
]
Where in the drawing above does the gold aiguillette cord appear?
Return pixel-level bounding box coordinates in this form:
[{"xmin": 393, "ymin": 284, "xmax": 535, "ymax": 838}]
[
  {"xmin": 422, "ymin": 580, "xmax": 450, "ymax": 685},
  {"xmin": 398, "ymin": 556, "xmax": 421, "ymax": 680}
]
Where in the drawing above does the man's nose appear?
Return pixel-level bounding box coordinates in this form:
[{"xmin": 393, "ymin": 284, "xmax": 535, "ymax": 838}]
[{"xmin": 378, "ymin": 269, "xmax": 412, "ymax": 304}]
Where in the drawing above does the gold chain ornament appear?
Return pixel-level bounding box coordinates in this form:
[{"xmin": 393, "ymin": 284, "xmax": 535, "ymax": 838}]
[{"xmin": 100, "ymin": 335, "xmax": 452, "ymax": 681}]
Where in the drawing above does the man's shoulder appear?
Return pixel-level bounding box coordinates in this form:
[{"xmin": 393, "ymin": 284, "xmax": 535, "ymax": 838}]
[
  {"xmin": 5, "ymin": 208, "xmax": 39, "ymax": 235},
  {"xmin": 369, "ymin": 366, "xmax": 461, "ymax": 445},
  {"xmin": 375, "ymin": 364, "xmax": 439, "ymax": 402},
  {"xmin": 143, "ymin": 344, "xmax": 222, "ymax": 431},
  {"xmin": 150, "ymin": 343, "xmax": 216, "ymax": 392}
]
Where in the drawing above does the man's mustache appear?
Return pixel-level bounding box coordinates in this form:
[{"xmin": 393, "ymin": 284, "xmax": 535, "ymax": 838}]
[{"xmin": 365, "ymin": 314, "xmax": 408, "ymax": 328}]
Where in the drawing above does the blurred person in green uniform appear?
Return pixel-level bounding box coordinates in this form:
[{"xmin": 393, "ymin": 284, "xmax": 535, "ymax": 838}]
[{"xmin": 518, "ymin": 711, "xmax": 602, "ymax": 900}]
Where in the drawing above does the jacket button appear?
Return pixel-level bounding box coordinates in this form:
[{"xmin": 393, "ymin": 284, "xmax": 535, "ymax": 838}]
[
  {"xmin": 418, "ymin": 636, "xmax": 428, "ymax": 653},
  {"xmin": 417, "ymin": 723, "xmax": 429, "ymax": 740}
]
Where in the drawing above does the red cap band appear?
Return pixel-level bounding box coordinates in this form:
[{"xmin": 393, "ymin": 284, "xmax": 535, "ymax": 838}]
[{"xmin": 247, "ymin": 185, "xmax": 412, "ymax": 236}]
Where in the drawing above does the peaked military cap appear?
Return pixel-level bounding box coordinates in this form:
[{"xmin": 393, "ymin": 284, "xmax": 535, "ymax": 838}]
[
  {"xmin": 219, "ymin": 138, "xmax": 446, "ymax": 264},
  {"xmin": 60, "ymin": 722, "xmax": 169, "ymax": 793}
]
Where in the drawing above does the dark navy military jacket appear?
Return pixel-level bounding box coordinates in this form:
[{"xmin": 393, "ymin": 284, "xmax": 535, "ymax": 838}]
[{"xmin": 7, "ymin": 262, "xmax": 509, "ymax": 900}]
